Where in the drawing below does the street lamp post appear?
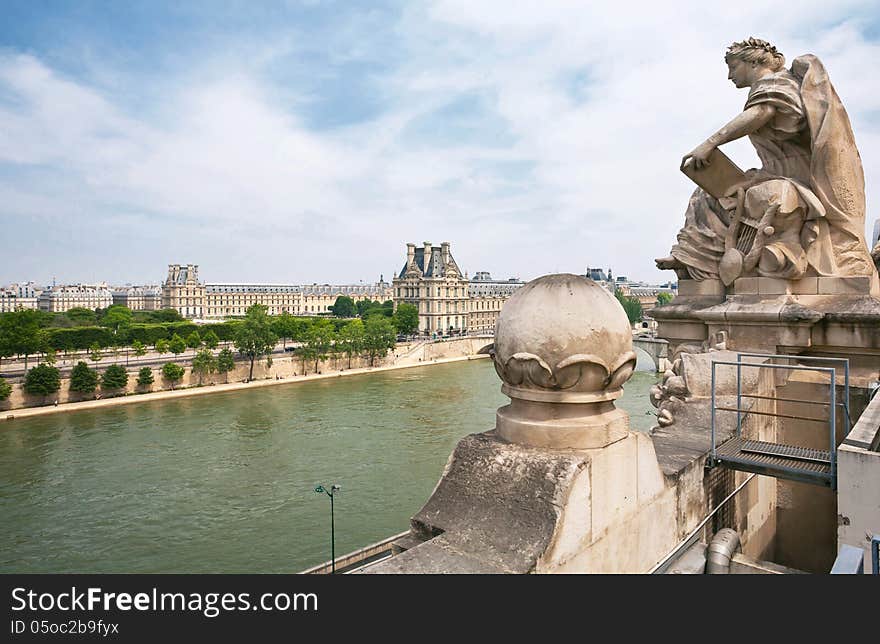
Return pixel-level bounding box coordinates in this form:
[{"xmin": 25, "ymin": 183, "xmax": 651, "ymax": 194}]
[{"xmin": 314, "ymin": 484, "xmax": 341, "ymax": 573}]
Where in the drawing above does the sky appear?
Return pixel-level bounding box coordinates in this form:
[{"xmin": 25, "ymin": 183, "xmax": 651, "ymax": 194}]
[{"xmin": 1, "ymin": 0, "xmax": 879, "ymax": 287}]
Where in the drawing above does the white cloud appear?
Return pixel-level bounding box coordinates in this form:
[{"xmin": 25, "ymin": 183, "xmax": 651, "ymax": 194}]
[{"xmin": 1, "ymin": 1, "xmax": 879, "ymax": 284}]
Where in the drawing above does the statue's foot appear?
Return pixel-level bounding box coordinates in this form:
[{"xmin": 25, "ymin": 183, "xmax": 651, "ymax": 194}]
[{"xmin": 655, "ymin": 255, "xmax": 684, "ymax": 270}]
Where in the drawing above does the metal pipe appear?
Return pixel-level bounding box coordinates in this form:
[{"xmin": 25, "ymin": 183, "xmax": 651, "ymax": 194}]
[
  {"xmin": 706, "ymin": 528, "xmax": 741, "ymax": 574},
  {"xmin": 649, "ymin": 474, "xmax": 756, "ymax": 574}
]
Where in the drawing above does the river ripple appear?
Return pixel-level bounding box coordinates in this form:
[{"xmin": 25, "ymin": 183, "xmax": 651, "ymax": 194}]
[{"xmin": 0, "ymin": 359, "xmax": 658, "ymax": 572}]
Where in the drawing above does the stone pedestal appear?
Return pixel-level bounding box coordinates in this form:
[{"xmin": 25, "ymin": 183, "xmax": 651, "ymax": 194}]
[{"xmin": 654, "ymin": 277, "xmax": 880, "ymax": 377}]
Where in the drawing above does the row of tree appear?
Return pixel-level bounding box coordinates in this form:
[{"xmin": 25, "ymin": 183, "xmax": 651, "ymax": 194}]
[{"xmin": 0, "ymin": 302, "xmax": 420, "ymax": 370}]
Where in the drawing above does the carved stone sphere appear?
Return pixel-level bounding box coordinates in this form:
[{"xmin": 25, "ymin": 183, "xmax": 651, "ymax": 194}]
[{"xmin": 493, "ymin": 273, "xmax": 636, "ymax": 401}]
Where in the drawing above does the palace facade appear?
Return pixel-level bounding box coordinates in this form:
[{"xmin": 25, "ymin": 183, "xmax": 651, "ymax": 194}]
[
  {"xmin": 393, "ymin": 242, "xmax": 525, "ymax": 335},
  {"xmin": 161, "ymin": 264, "xmax": 392, "ymax": 319},
  {"xmin": 38, "ymin": 283, "xmax": 113, "ymax": 313}
]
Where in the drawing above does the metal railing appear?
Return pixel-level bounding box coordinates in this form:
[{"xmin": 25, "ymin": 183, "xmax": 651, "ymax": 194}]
[{"xmin": 710, "ymin": 353, "xmax": 851, "ymax": 489}]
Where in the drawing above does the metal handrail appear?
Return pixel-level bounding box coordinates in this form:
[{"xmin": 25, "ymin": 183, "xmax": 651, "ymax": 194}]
[
  {"xmin": 710, "ymin": 355, "xmax": 845, "ymax": 489},
  {"xmin": 735, "ymin": 353, "xmax": 851, "ymax": 431}
]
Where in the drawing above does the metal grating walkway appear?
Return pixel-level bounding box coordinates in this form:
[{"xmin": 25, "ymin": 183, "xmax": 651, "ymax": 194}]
[{"xmin": 714, "ymin": 437, "xmax": 832, "ymax": 487}]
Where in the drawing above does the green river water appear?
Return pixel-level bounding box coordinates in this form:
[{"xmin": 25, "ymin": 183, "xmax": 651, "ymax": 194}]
[{"xmin": 0, "ymin": 359, "xmax": 658, "ymax": 573}]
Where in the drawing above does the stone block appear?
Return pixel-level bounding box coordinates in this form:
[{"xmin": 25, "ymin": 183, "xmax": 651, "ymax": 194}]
[
  {"xmin": 733, "ymin": 277, "xmax": 758, "ymax": 294},
  {"xmin": 817, "ymin": 276, "xmax": 871, "ymax": 295},
  {"xmin": 678, "ymin": 279, "xmax": 725, "ymax": 296},
  {"xmin": 757, "ymin": 277, "xmax": 791, "ymax": 295},
  {"xmin": 789, "ymin": 277, "xmax": 819, "ymax": 295},
  {"xmin": 588, "ymin": 435, "xmax": 638, "ymax": 538}
]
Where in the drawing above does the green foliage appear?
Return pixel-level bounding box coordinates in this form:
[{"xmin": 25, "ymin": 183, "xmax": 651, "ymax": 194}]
[
  {"xmin": 185, "ymin": 331, "xmax": 202, "ymax": 349},
  {"xmin": 337, "ymin": 319, "xmax": 365, "ymax": 368},
  {"xmin": 656, "ymin": 291, "xmax": 674, "ymax": 306},
  {"xmin": 101, "ymin": 305, "xmax": 133, "ymax": 332},
  {"xmin": 136, "ymin": 367, "xmax": 154, "ymax": 388},
  {"xmin": 162, "ymin": 362, "xmax": 185, "ymax": 389},
  {"xmin": 44, "ymin": 348, "xmax": 57, "ymax": 366},
  {"xmin": 202, "ymin": 330, "xmax": 219, "ymax": 349},
  {"xmin": 43, "ymin": 326, "xmax": 115, "ymax": 352},
  {"xmin": 191, "ymin": 348, "xmax": 218, "ymax": 384},
  {"xmin": 357, "ymin": 299, "xmax": 393, "ymax": 319},
  {"xmin": 330, "ymin": 296, "xmax": 357, "ymax": 318},
  {"xmin": 0, "ymin": 309, "xmax": 47, "ymax": 368},
  {"xmin": 155, "ymin": 338, "xmax": 169, "ymax": 355},
  {"xmin": 364, "ymin": 316, "xmax": 396, "ymax": 365},
  {"xmin": 65, "ymin": 307, "xmax": 96, "ymax": 325},
  {"xmin": 0, "ymin": 378, "xmax": 12, "ymax": 401},
  {"xmin": 217, "ymin": 348, "xmax": 235, "ymax": 382},
  {"xmin": 24, "ymin": 364, "xmax": 61, "ymax": 397},
  {"xmin": 234, "ymin": 304, "xmax": 278, "ymax": 380},
  {"xmin": 392, "ymin": 303, "xmax": 419, "ymax": 335},
  {"xmin": 89, "ymin": 343, "xmax": 102, "ymax": 365},
  {"xmin": 143, "ymin": 309, "xmax": 183, "ymax": 323},
  {"xmin": 101, "ymin": 364, "xmax": 129, "ymax": 390},
  {"xmin": 614, "ymin": 290, "xmax": 643, "ymax": 324},
  {"xmin": 168, "ymin": 334, "xmax": 187, "ymax": 356},
  {"xmin": 69, "ymin": 361, "xmax": 98, "ymax": 394},
  {"xmin": 304, "ymin": 318, "xmax": 336, "ymax": 371},
  {"xmin": 131, "ymin": 339, "xmax": 147, "ymax": 357}
]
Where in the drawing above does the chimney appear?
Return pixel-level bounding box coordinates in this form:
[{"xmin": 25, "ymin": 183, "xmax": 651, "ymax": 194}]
[
  {"xmin": 441, "ymin": 241, "xmax": 450, "ymax": 265},
  {"xmin": 407, "ymin": 243, "xmax": 415, "ymax": 265},
  {"xmin": 423, "ymin": 242, "xmax": 432, "ymax": 272}
]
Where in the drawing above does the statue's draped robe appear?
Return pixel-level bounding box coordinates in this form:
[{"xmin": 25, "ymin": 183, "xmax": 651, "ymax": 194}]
[{"xmin": 670, "ymin": 55, "xmax": 874, "ymax": 280}]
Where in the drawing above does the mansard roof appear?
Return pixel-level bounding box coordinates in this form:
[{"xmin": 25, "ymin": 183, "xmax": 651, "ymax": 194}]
[{"xmin": 398, "ymin": 245, "xmax": 464, "ymax": 280}]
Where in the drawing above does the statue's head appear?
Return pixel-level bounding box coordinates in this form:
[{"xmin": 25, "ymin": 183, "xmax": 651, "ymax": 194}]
[{"xmin": 725, "ymin": 37, "xmax": 785, "ymax": 88}]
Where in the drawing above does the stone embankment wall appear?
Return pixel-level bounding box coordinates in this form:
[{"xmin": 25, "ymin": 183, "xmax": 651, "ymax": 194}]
[{"xmin": 0, "ymin": 337, "xmax": 490, "ymax": 411}]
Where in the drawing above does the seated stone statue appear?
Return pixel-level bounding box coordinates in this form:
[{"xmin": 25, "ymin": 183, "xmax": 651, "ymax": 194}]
[{"xmin": 656, "ymin": 37, "xmax": 876, "ymax": 285}]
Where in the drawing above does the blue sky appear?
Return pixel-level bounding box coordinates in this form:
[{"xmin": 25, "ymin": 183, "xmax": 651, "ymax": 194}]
[{"xmin": 2, "ymin": 0, "xmax": 879, "ymax": 286}]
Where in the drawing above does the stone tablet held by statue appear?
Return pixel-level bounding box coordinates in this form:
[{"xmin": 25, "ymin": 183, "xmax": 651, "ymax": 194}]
[{"xmin": 680, "ymin": 149, "xmax": 745, "ymax": 200}]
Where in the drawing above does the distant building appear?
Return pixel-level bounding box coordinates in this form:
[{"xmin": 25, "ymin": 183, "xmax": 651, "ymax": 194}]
[
  {"xmin": 38, "ymin": 283, "xmax": 113, "ymax": 313},
  {"xmin": 393, "ymin": 242, "xmax": 469, "ymax": 335},
  {"xmin": 0, "ymin": 282, "xmax": 42, "ymax": 312},
  {"xmin": 468, "ymin": 272, "xmax": 525, "ymax": 335},
  {"xmin": 161, "ymin": 264, "xmax": 392, "ymax": 319},
  {"xmin": 112, "ymin": 286, "xmax": 162, "ymax": 311},
  {"xmin": 392, "ymin": 242, "xmax": 525, "ymax": 336}
]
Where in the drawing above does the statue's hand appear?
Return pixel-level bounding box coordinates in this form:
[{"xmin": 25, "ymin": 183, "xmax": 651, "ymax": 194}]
[{"xmin": 681, "ymin": 143, "xmax": 715, "ymax": 171}]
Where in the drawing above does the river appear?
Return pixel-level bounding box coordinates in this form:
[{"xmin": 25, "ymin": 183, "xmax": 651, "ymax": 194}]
[{"xmin": 0, "ymin": 359, "xmax": 658, "ymax": 573}]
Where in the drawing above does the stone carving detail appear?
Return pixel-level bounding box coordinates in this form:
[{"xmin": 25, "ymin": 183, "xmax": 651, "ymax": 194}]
[
  {"xmin": 656, "ymin": 38, "xmax": 877, "ymax": 286},
  {"xmin": 496, "ymin": 351, "xmax": 637, "ymax": 394}
]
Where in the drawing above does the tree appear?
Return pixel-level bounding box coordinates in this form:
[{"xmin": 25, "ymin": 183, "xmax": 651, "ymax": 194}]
[
  {"xmin": 305, "ymin": 318, "xmax": 335, "ymax": 372},
  {"xmin": 330, "ymin": 296, "xmax": 357, "ymax": 318},
  {"xmin": 0, "ymin": 309, "xmax": 46, "ymax": 369},
  {"xmin": 364, "ymin": 316, "xmax": 396, "ymax": 366},
  {"xmin": 136, "ymin": 367, "xmax": 154, "ymax": 389},
  {"xmin": 23, "ymin": 364, "xmax": 61, "ymax": 400},
  {"xmin": 155, "ymin": 338, "xmax": 170, "ymax": 356},
  {"xmin": 44, "ymin": 347, "xmax": 57, "ymax": 366},
  {"xmin": 101, "ymin": 364, "xmax": 129, "ymax": 391},
  {"xmin": 217, "ymin": 348, "xmax": 235, "ymax": 383},
  {"xmin": 614, "ymin": 290, "xmax": 643, "ymax": 325},
  {"xmin": 234, "ymin": 304, "xmax": 277, "ymax": 380},
  {"xmin": 65, "ymin": 307, "xmax": 96, "ymax": 325},
  {"xmin": 271, "ymin": 313, "xmax": 297, "ymax": 348},
  {"xmin": 102, "ymin": 305, "xmax": 133, "ymax": 334},
  {"xmin": 191, "ymin": 348, "xmax": 218, "ymax": 385},
  {"xmin": 89, "ymin": 342, "xmax": 103, "ymax": 371},
  {"xmin": 337, "ymin": 319, "xmax": 365, "ymax": 368},
  {"xmin": 186, "ymin": 331, "xmax": 202, "ymax": 349},
  {"xmin": 202, "ymin": 330, "xmax": 219, "ymax": 350},
  {"xmin": 0, "ymin": 378, "xmax": 12, "ymax": 401},
  {"xmin": 149, "ymin": 309, "xmax": 184, "ymax": 323},
  {"xmin": 69, "ymin": 361, "xmax": 98, "ymax": 395},
  {"xmin": 168, "ymin": 334, "xmax": 187, "ymax": 356},
  {"xmin": 131, "ymin": 339, "xmax": 147, "ymax": 357},
  {"xmin": 392, "ymin": 303, "xmax": 419, "ymax": 335},
  {"xmin": 162, "ymin": 362, "xmax": 185, "ymax": 390},
  {"xmin": 656, "ymin": 291, "xmax": 674, "ymax": 306}
]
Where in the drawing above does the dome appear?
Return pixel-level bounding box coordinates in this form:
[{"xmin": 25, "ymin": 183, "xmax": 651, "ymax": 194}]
[{"xmin": 493, "ymin": 273, "xmax": 636, "ymax": 402}]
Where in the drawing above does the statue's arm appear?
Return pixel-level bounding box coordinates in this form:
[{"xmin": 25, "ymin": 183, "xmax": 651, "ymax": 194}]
[{"xmin": 681, "ymin": 104, "xmax": 777, "ymax": 170}]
